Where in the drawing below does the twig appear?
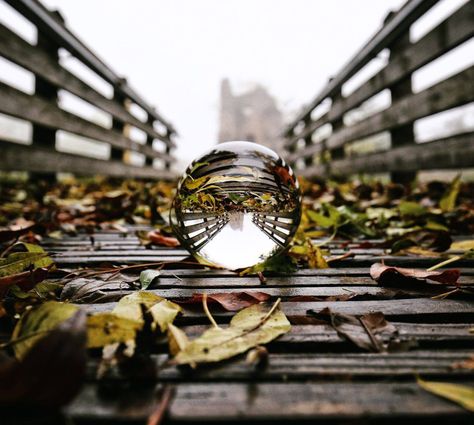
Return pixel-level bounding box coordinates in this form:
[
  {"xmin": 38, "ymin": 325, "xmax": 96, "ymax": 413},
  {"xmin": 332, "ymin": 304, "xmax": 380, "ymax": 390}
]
[
  {"xmin": 261, "ymin": 297, "xmax": 281, "ymax": 323},
  {"xmin": 147, "ymin": 386, "xmax": 174, "ymax": 425},
  {"xmin": 202, "ymin": 293, "xmax": 220, "ymax": 329},
  {"xmin": 427, "ymin": 255, "xmax": 463, "ymax": 271}
]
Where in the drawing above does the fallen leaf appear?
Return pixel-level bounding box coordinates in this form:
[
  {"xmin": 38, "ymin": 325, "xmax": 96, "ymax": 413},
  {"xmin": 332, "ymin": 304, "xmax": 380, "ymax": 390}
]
[
  {"xmin": 140, "ymin": 269, "xmax": 161, "ymax": 289},
  {"xmin": 452, "ymin": 354, "xmax": 474, "ymax": 370},
  {"xmin": 11, "ymin": 301, "xmax": 79, "ymax": 359},
  {"xmin": 440, "ymin": 174, "xmax": 461, "ymax": 212},
  {"xmin": 87, "ymin": 313, "xmax": 142, "ymax": 348},
  {"xmin": 0, "ymin": 221, "xmax": 36, "ymax": 243},
  {"xmin": 0, "ymin": 252, "xmax": 50, "ymax": 278},
  {"xmin": 0, "ymin": 267, "xmax": 50, "ymax": 299},
  {"xmin": 312, "ymin": 308, "xmax": 399, "ymax": 352},
  {"xmin": 88, "ymin": 291, "xmax": 182, "ymax": 349},
  {"xmin": 170, "ymin": 299, "xmax": 290, "ymax": 365},
  {"xmin": 147, "ymin": 230, "xmax": 179, "ymax": 247},
  {"xmin": 0, "ymin": 310, "xmax": 86, "ymax": 408},
  {"xmin": 370, "ymin": 263, "xmax": 460, "ymax": 286},
  {"xmin": 240, "ymin": 254, "xmax": 297, "ymax": 276},
  {"xmin": 417, "ymin": 377, "xmax": 474, "ymax": 411},
  {"xmin": 246, "ymin": 345, "xmax": 269, "ymax": 368},
  {"xmin": 60, "ymin": 274, "xmax": 137, "ymax": 303},
  {"xmin": 175, "ymin": 291, "xmax": 271, "ymax": 311},
  {"xmin": 167, "ymin": 323, "xmax": 190, "ymax": 356},
  {"xmin": 451, "ymin": 240, "xmax": 474, "ymax": 251}
]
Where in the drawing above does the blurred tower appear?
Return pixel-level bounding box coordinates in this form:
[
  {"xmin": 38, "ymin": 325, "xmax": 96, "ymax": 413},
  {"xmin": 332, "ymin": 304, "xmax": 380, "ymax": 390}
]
[{"xmin": 218, "ymin": 79, "xmax": 284, "ymax": 154}]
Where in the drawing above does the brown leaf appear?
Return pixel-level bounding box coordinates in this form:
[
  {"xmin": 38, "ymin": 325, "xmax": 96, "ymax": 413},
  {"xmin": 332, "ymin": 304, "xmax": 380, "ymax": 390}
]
[
  {"xmin": 0, "ymin": 267, "xmax": 50, "ymax": 299},
  {"xmin": 370, "ymin": 262, "xmax": 460, "ymax": 286},
  {"xmin": 0, "ymin": 222, "xmax": 36, "ymax": 243},
  {"xmin": 312, "ymin": 308, "xmax": 399, "ymax": 352},
  {"xmin": 147, "ymin": 230, "xmax": 180, "ymax": 247},
  {"xmin": 0, "ymin": 310, "xmax": 87, "ymax": 408},
  {"xmin": 452, "ymin": 354, "xmax": 474, "ymax": 370},
  {"xmin": 175, "ymin": 291, "xmax": 271, "ymax": 311}
]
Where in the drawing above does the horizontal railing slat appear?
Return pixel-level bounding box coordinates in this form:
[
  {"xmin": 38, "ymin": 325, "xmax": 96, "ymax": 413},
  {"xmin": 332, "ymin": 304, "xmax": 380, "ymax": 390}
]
[
  {"xmin": 0, "ymin": 81, "xmax": 174, "ymax": 162},
  {"xmin": 0, "ymin": 141, "xmax": 175, "ymax": 179},
  {"xmin": 285, "ymin": 1, "xmax": 474, "ymax": 151},
  {"xmin": 4, "ymin": 0, "xmax": 176, "ymax": 133},
  {"xmin": 0, "ymin": 23, "xmax": 174, "ymax": 147},
  {"xmin": 283, "ymin": 0, "xmax": 439, "ymax": 135},
  {"xmin": 325, "ymin": 66, "xmax": 473, "ymax": 151}
]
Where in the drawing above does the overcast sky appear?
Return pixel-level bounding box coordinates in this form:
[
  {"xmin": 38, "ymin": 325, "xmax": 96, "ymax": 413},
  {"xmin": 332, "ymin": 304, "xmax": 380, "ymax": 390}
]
[
  {"xmin": 41, "ymin": 0, "xmax": 411, "ymax": 163},
  {"xmin": 1, "ymin": 0, "xmax": 471, "ymax": 170}
]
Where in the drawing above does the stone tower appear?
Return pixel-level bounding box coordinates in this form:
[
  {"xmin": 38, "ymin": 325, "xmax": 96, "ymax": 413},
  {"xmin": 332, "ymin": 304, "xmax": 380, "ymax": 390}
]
[{"xmin": 218, "ymin": 79, "xmax": 284, "ymax": 154}]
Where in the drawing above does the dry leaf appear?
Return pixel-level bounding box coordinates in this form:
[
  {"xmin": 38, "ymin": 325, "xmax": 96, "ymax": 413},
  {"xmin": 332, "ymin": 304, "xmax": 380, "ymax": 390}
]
[
  {"xmin": 147, "ymin": 230, "xmax": 179, "ymax": 247},
  {"xmin": 313, "ymin": 308, "xmax": 399, "ymax": 352},
  {"xmin": 11, "ymin": 301, "xmax": 79, "ymax": 359},
  {"xmin": 170, "ymin": 300, "xmax": 290, "ymax": 365},
  {"xmin": 417, "ymin": 377, "xmax": 474, "ymax": 411},
  {"xmin": 370, "ymin": 263, "xmax": 460, "ymax": 286},
  {"xmin": 175, "ymin": 291, "xmax": 271, "ymax": 311}
]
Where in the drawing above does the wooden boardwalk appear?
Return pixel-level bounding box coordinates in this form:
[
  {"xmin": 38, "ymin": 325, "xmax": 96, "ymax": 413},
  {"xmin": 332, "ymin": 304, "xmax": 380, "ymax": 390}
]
[{"xmin": 34, "ymin": 226, "xmax": 474, "ymax": 423}]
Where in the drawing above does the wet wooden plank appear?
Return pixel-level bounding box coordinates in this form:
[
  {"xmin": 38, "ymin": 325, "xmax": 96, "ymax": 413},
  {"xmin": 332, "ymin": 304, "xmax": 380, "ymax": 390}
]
[
  {"xmin": 79, "ymin": 298, "xmax": 474, "ymax": 322},
  {"xmin": 66, "ymin": 381, "xmax": 473, "ymax": 422},
  {"xmin": 85, "ymin": 350, "xmax": 474, "ymax": 381}
]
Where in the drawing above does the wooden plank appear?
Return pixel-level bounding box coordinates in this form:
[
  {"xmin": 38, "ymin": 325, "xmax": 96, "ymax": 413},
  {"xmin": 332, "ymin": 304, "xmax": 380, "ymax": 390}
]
[
  {"xmin": 328, "ymin": 66, "xmax": 474, "ymax": 151},
  {"xmin": 0, "ymin": 141, "xmax": 174, "ymax": 179},
  {"xmin": 53, "ymin": 253, "xmax": 474, "ymax": 268},
  {"xmin": 176, "ymin": 322, "xmax": 474, "ymax": 346},
  {"xmin": 80, "ymin": 298, "xmax": 474, "ymax": 321},
  {"xmin": 66, "ymin": 381, "xmax": 472, "ymax": 422},
  {"xmin": 301, "ymin": 132, "xmax": 474, "ymax": 177},
  {"xmin": 0, "ymin": 23, "xmax": 174, "ymax": 148},
  {"xmin": 0, "ymin": 82, "xmax": 173, "ymax": 162},
  {"xmin": 84, "ymin": 351, "xmax": 474, "ymax": 381}
]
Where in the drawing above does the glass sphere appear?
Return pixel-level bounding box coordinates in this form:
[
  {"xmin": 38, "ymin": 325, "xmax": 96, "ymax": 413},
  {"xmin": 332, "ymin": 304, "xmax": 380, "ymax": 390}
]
[{"xmin": 170, "ymin": 141, "xmax": 301, "ymax": 269}]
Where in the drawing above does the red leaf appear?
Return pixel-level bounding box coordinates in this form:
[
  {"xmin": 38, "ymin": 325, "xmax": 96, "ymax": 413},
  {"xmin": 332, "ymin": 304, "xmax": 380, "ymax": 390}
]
[
  {"xmin": 147, "ymin": 230, "xmax": 180, "ymax": 247},
  {"xmin": 176, "ymin": 291, "xmax": 271, "ymax": 311},
  {"xmin": 370, "ymin": 262, "xmax": 460, "ymax": 286}
]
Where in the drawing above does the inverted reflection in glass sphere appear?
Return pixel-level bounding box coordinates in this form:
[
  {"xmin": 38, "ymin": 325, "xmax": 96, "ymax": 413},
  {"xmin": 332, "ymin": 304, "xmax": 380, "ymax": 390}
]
[{"xmin": 170, "ymin": 141, "xmax": 301, "ymax": 269}]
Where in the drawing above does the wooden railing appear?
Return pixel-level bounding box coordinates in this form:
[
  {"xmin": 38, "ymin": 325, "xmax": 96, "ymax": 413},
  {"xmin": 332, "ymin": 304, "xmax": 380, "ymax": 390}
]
[
  {"xmin": 0, "ymin": 0, "xmax": 177, "ymax": 179},
  {"xmin": 283, "ymin": 0, "xmax": 474, "ymax": 182}
]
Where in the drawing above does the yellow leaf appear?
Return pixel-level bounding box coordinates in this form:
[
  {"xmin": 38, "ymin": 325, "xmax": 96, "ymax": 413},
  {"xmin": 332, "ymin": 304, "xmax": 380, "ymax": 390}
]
[
  {"xmin": 306, "ymin": 240, "xmax": 329, "ymax": 269},
  {"xmin": 417, "ymin": 377, "xmax": 474, "ymax": 411},
  {"xmin": 167, "ymin": 323, "xmax": 189, "ymax": 356},
  {"xmin": 440, "ymin": 174, "xmax": 461, "ymax": 212},
  {"xmin": 11, "ymin": 301, "xmax": 78, "ymax": 359},
  {"xmin": 184, "ymin": 176, "xmax": 208, "ymax": 190},
  {"xmin": 87, "ymin": 313, "xmax": 141, "ymax": 348},
  {"xmin": 451, "ymin": 240, "xmax": 474, "ymax": 251},
  {"xmin": 86, "ymin": 291, "xmax": 182, "ymax": 348},
  {"xmin": 170, "ymin": 300, "xmax": 291, "ymax": 365}
]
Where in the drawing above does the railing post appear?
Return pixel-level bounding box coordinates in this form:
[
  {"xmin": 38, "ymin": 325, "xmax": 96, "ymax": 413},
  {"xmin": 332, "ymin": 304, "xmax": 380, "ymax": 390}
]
[
  {"xmin": 165, "ymin": 128, "xmax": 172, "ymax": 170},
  {"xmin": 286, "ymin": 128, "xmax": 296, "ymax": 169},
  {"xmin": 145, "ymin": 114, "xmax": 155, "ymax": 167},
  {"xmin": 385, "ymin": 11, "xmax": 416, "ymax": 184},
  {"xmin": 328, "ymin": 86, "xmax": 344, "ymax": 178},
  {"xmin": 111, "ymin": 82, "xmax": 127, "ymax": 163},
  {"xmin": 31, "ymin": 10, "xmax": 64, "ymax": 182},
  {"xmin": 303, "ymin": 117, "xmax": 313, "ymax": 168}
]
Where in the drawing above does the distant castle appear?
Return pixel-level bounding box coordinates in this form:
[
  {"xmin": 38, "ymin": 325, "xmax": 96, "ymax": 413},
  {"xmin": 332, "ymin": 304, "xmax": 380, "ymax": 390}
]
[{"xmin": 218, "ymin": 79, "xmax": 284, "ymax": 154}]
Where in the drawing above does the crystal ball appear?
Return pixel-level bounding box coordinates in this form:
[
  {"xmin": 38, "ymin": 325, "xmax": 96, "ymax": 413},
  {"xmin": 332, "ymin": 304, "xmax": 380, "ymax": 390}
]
[{"xmin": 170, "ymin": 141, "xmax": 301, "ymax": 269}]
